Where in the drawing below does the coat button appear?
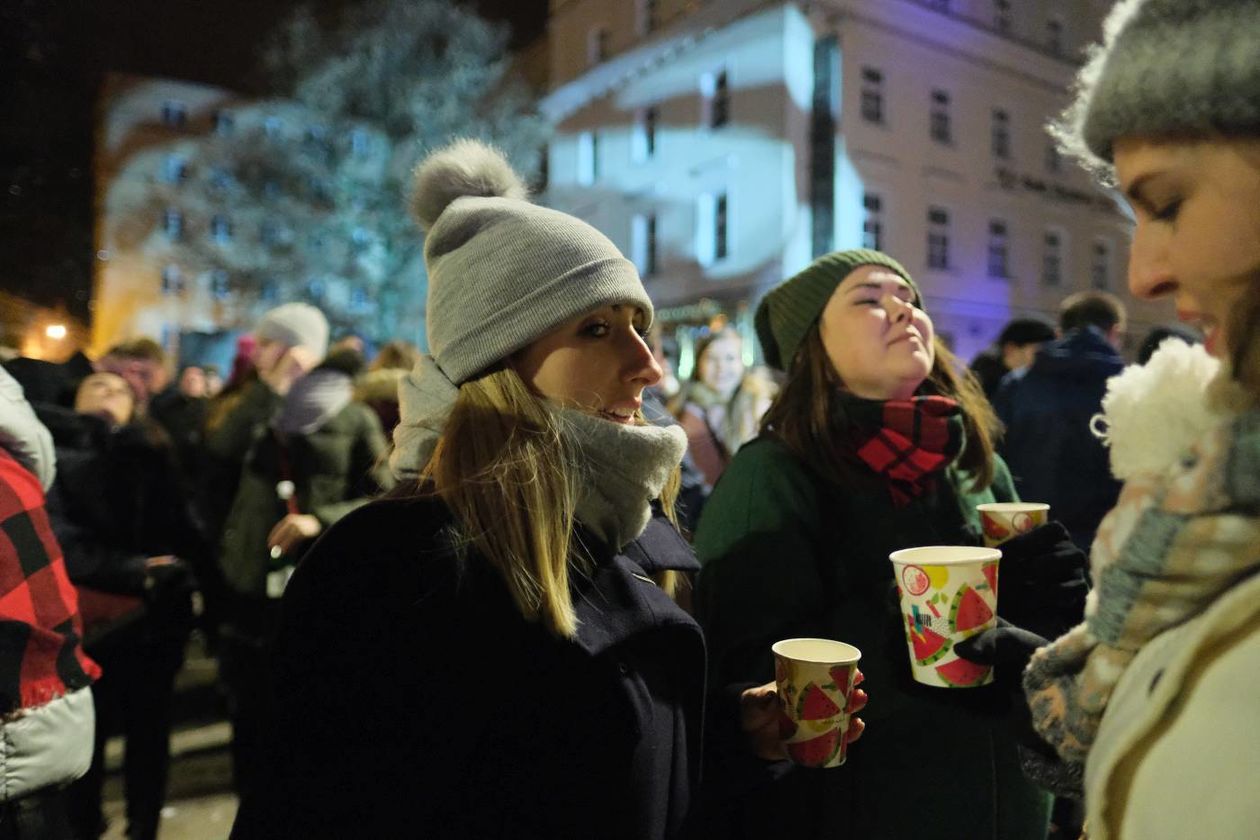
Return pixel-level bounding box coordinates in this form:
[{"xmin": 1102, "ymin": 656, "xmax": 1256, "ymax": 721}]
[{"xmin": 618, "ymin": 662, "xmax": 630, "ymax": 675}]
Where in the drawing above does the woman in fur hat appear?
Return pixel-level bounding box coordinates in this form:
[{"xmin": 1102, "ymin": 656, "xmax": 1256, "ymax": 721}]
[
  {"xmin": 956, "ymin": 1, "xmax": 1260, "ymax": 837},
  {"xmin": 692, "ymin": 249, "xmax": 1086, "ymax": 840},
  {"xmin": 231, "ymin": 140, "xmax": 866, "ymax": 840}
]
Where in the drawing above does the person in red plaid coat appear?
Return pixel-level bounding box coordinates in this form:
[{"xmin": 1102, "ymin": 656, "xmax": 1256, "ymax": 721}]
[
  {"xmin": 0, "ymin": 368, "xmax": 99, "ymax": 839},
  {"xmin": 693, "ymin": 249, "xmax": 1087, "ymax": 840}
]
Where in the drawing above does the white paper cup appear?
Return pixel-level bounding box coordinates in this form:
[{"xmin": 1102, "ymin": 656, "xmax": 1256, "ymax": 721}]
[
  {"xmin": 771, "ymin": 638, "xmax": 862, "ymax": 768},
  {"xmin": 888, "ymin": 547, "xmax": 1000, "ymax": 688},
  {"xmin": 976, "ymin": 502, "xmax": 1050, "ymax": 547}
]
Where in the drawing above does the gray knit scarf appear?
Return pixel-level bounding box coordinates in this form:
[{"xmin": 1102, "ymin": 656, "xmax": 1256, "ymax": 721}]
[
  {"xmin": 272, "ymin": 369, "xmax": 353, "ymax": 435},
  {"xmin": 390, "ymin": 355, "xmax": 686, "ymax": 550}
]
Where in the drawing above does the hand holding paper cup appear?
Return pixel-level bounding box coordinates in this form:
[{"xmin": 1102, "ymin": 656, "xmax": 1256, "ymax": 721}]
[
  {"xmin": 771, "ymin": 638, "xmax": 862, "ymax": 768},
  {"xmin": 889, "ymin": 546, "xmax": 1000, "ymax": 688},
  {"xmin": 977, "ymin": 502, "xmax": 1049, "ymax": 547}
]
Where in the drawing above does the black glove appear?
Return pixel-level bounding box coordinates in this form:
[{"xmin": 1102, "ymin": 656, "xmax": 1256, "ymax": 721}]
[
  {"xmin": 953, "ymin": 618, "xmax": 1048, "ymax": 686},
  {"xmin": 994, "ymin": 521, "xmax": 1088, "ymax": 640}
]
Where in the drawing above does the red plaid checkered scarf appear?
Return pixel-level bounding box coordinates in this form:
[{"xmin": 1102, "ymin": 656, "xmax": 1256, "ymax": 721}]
[
  {"xmin": 0, "ymin": 449, "xmax": 99, "ymax": 713},
  {"xmin": 844, "ymin": 394, "xmax": 964, "ymax": 506}
]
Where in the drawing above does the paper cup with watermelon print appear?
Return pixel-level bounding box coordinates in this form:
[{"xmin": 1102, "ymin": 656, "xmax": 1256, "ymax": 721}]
[
  {"xmin": 889, "ymin": 546, "xmax": 1001, "ymax": 688},
  {"xmin": 771, "ymin": 638, "xmax": 862, "ymax": 769},
  {"xmin": 976, "ymin": 502, "xmax": 1050, "ymax": 547}
]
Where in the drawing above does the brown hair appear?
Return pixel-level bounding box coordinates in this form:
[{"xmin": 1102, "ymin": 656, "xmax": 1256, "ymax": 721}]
[
  {"xmin": 1228, "ymin": 274, "xmax": 1260, "ymax": 400},
  {"xmin": 760, "ymin": 326, "xmax": 999, "ymax": 491},
  {"xmin": 370, "ymin": 340, "xmax": 421, "ymax": 372}
]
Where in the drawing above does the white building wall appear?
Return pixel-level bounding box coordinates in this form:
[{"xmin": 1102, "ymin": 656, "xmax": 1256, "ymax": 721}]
[{"xmin": 543, "ymin": 0, "xmax": 1172, "ymax": 362}]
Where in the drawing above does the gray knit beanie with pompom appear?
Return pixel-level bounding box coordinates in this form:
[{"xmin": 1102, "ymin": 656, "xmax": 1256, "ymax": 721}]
[
  {"xmin": 1053, "ymin": 0, "xmax": 1260, "ymax": 177},
  {"xmin": 411, "ymin": 139, "xmax": 653, "ymax": 385}
]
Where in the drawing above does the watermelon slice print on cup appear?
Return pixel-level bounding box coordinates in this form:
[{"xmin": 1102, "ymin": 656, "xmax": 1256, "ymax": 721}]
[
  {"xmin": 785, "ymin": 728, "xmax": 843, "ymax": 768},
  {"xmin": 797, "ymin": 682, "xmax": 842, "ymax": 721},
  {"xmin": 770, "ymin": 638, "xmax": 862, "ymax": 768},
  {"xmin": 935, "ymin": 656, "xmax": 991, "ymax": 688},
  {"xmin": 905, "ymin": 614, "xmax": 951, "ymax": 666},
  {"xmin": 949, "ymin": 584, "xmax": 995, "ymax": 636}
]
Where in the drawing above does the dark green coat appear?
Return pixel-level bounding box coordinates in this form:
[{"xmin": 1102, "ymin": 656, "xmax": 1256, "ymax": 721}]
[
  {"xmin": 215, "ymin": 382, "xmax": 392, "ymax": 601},
  {"xmin": 694, "ymin": 436, "xmax": 1050, "ymax": 840}
]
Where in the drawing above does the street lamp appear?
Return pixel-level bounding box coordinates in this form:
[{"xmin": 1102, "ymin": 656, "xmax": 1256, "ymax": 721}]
[{"xmin": 45, "ymin": 324, "xmax": 67, "ymax": 341}]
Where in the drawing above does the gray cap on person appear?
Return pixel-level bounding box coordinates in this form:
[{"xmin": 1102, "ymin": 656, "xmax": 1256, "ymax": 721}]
[{"xmin": 255, "ymin": 303, "xmax": 330, "ymax": 361}]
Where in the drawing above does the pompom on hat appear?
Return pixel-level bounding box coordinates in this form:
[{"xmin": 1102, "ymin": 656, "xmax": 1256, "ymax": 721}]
[
  {"xmin": 1053, "ymin": 0, "xmax": 1260, "ymax": 176},
  {"xmin": 411, "ymin": 138, "xmax": 653, "ymax": 385},
  {"xmin": 755, "ymin": 249, "xmax": 919, "ymax": 372}
]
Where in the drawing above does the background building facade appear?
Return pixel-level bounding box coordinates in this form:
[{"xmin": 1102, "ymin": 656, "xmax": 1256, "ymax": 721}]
[{"xmin": 541, "ymin": 0, "xmax": 1171, "ymax": 367}]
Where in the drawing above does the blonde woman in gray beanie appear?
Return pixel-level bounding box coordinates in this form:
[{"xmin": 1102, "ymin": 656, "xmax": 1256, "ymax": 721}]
[
  {"xmin": 229, "ymin": 140, "xmax": 854, "ymax": 839},
  {"xmin": 950, "ymin": 1, "xmax": 1260, "ymax": 837}
]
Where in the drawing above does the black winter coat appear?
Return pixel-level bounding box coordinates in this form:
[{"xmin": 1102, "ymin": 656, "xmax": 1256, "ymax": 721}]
[
  {"xmin": 232, "ymin": 495, "xmax": 706, "ymax": 840},
  {"xmin": 994, "ymin": 327, "xmax": 1125, "ymax": 550}
]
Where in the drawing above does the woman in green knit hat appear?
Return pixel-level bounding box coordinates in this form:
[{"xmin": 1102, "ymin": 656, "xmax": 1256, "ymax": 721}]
[{"xmin": 693, "ymin": 248, "xmax": 1085, "ymax": 839}]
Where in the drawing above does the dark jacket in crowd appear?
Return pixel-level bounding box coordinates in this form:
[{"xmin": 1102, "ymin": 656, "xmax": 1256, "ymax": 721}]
[
  {"xmin": 693, "ymin": 436, "xmax": 1051, "ymax": 840},
  {"xmin": 994, "ymin": 327, "xmax": 1125, "ymax": 551},
  {"xmin": 2, "ymin": 353, "xmax": 95, "ymax": 409},
  {"xmin": 232, "ymin": 496, "xmax": 706, "ymax": 840}
]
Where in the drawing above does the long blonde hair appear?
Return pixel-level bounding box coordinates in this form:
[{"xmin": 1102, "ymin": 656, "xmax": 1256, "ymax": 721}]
[{"xmin": 416, "ymin": 366, "xmax": 680, "ymax": 639}]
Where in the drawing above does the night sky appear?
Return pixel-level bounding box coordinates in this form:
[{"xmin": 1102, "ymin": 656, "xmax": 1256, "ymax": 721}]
[{"xmin": 0, "ymin": 0, "xmax": 548, "ymax": 323}]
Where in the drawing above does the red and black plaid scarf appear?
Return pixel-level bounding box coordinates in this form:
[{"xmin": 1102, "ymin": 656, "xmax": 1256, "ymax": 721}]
[
  {"xmin": 0, "ymin": 450, "xmax": 99, "ymax": 713},
  {"xmin": 842, "ymin": 394, "xmax": 964, "ymax": 507}
]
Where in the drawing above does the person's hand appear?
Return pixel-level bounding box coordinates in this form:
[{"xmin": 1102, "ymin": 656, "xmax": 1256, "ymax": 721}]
[
  {"xmin": 953, "ymin": 618, "xmax": 1048, "ymax": 686},
  {"xmin": 740, "ymin": 672, "xmax": 868, "ymax": 761},
  {"xmin": 996, "ymin": 521, "xmax": 1088, "ymax": 640},
  {"xmin": 257, "ymin": 346, "xmax": 318, "ymax": 396},
  {"xmin": 267, "ymin": 514, "xmax": 323, "ymax": 558}
]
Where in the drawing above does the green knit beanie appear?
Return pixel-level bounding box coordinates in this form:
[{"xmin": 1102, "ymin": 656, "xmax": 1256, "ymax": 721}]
[{"xmin": 754, "ymin": 249, "xmax": 920, "ymax": 372}]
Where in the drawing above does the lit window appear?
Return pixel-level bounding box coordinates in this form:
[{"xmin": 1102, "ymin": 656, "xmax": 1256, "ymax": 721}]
[
  {"xmin": 161, "ymin": 100, "xmax": 187, "ymax": 129},
  {"xmin": 161, "ymin": 265, "xmax": 182, "ymax": 294},
  {"xmin": 577, "ymin": 132, "xmax": 598, "ymax": 186},
  {"xmin": 1047, "ymin": 18, "xmax": 1064, "ymax": 55},
  {"xmin": 213, "ymin": 109, "xmax": 234, "ymax": 136},
  {"xmin": 350, "ymin": 128, "xmax": 371, "ymax": 158},
  {"xmin": 163, "ymin": 208, "xmax": 184, "ymax": 241},
  {"xmin": 210, "ymin": 269, "xmax": 230, "ymax": 300},
  {"xmin": 862, "ymin": 193, "xmax": 883, "ymax": 251},
  {"xmin": 988, "ymin": 220, "xmax": 1010, "ymax": 278},
  {"xmin": 211, "ymin": 214, "xmax": 232, "ymax": 244},
  {"xmin": 993, "ymin": 0, "xmax": 1011, "ymax": 33},
  {"xmin": 1091, "ymin": 239, "xmax": 1111, "ymax": 289},
  {"xmin": 588, "ymin": 26, "xmax": 609, "ymax": 66},
  {"xmin": 632, "ymin": 106, "xmax": 658, "ymax": 162},
  {"xmin": 927, "ymin": 206, "xmax": 950, "ymax": 270},
  {"xmin": 860, "ymin": 67, "xmax": 884, "ymax": 124},
  {"xmin": 264, "ymin": 116, "xmax": 284, "ymax": 140},
  {"xmin": 930, "ymin": 90, "xmax": 952, "ymax": 145},
  {"xmin": 1043, "ymin": 230, "xmax": 1065, "ymax": 286},
  {"xmin": 696, "ymin": 193, "xmax": 729, "ymax": 267},
  {"xmin": 162, "ymin": 155, "xmax": 188, "ymax": 184},
  {"xmin": 991, "ymin": 108, "xmax": 1011, "ymax": 159},
  {"xmin": 632, "ymin": 213, "xmax": 658, "ymax": 277}
]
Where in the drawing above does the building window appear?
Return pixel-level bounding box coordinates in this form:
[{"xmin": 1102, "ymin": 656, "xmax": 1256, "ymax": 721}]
[
  {"xmin": 577, "ymin": 131, "xmax": 597, "ymax": 186},
  {"xmin": 994, "ymin": 0, "xmax": 1011, "ymax": 33},
  {"xmin": 209, "ymin": 166, "xmax": 231, "ymax": 192},
  {"xmin": 930, "ymin": 90, "xmax": 952, "ymax": 145},
  {"xmin": 210, "ymin": 269, "xmax": 230, "ymax": 300},
  {"xmin": 632, "ymin": 106, "xmax": 657, "ymax": 162},
  {"xmin": 988, "ymin": 220, "xmax": 1010, "ymax": 278},
  {"xmin": 350, "ymin": 128, "xmax": 371, "ymax": 158},
  {"xmin": 862, "ymin": 193, "xmax": 883, "ymax": 251},
  {"xmin": 161, "ymin": 265, "xmax": 182, "ymax": 294},
  {"xmin": 696, "ymin": 193, "xmax": 729, "ymax": 266},
  {"xmin": 588, "ymin": 26, "xmax": 609, "ymax": 66},
  {"xmin": 213, "ymin": 109, "xmax": 234, "ymax": 136},
  {"xmin": 927, "ymin": 206, "xmax": 950, "ymax": 270},
  {"xmin": 1045, "ymin": 141, "xmax": 1062, "ymax": 174},
  {"xmin": 210, "ymin": 214, "xmax": 232, "ymax": 244},
  {"xmin": 350, "ymin": 286, "xmax": 370, "ymax": 311},
  {"xmin": 1043, "ymin": 230, "xmax": 1065, "ymax": 286},
  {"xmin": 162, "ymin": 155, "xmax": 188, "ymax": 184},
  {"xmin": 163, "ymin": 208, "xmax": 184, "ymax": 241},
  {"xmin": 161, "ymin": 100, "xmax": 187, "ymax": 129},
  {"xmin": 1047, "ymin": 18, "xmax": 1064, "ymax": 55},
  {"xmin": 264, "ymin": 116, "xmax": 284, "ymax": 140},
  {"xmin": 1091, "ymin": 238, "xmax": 1112, "ymax": 289},
  {"xmin": 860, "ymin": 67, "xmax": 884, "ymax": 124},
  {"xmin": 632, "ymin": 213, "xmax": 658, "ymax": 277},
  {"xmin": 637, "ymin": 0, "xmax": 659, "ymax": 35},
  {"xmin": 701, "ymin": 70, "xmax": 730, "ymax": 129},
  {"xmin": 991, "ymin": 108, "xmax": 1011, "ymax": 159}
]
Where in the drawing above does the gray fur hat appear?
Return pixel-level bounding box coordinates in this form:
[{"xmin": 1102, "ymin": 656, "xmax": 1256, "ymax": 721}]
[
  {"xmin": 1054, "ymin": 0, "xmax": 1260, "ymax": 175},
  {"xmin": 411, "ymin": 138, "xmax": 653, "ymax": 385}
]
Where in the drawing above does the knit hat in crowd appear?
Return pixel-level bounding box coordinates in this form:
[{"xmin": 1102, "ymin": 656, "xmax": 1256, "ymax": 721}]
[
  {"xmin": 255, "ymin": 303, "xmax": 330, "ymax": 361},
  {"xmin": 411, "ymin": 139, "xmax": 653, "ymax": 384},
  {"xmin": 1054, "ymin": 0, "xmax": 1260, "ymax": 173},
  {"xmin": 755, "ymin": 249, "xmax": 920, "ymax": 371}
]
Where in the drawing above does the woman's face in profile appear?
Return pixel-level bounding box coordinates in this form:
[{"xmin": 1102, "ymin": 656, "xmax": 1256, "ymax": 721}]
[
  {"xmin": 513, "ymin": 304, "xmax": 662, "ymax": 424},
  {"xmin": 1114, "ymin": 135, "xmax": 1260, "ymax": 359}
]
